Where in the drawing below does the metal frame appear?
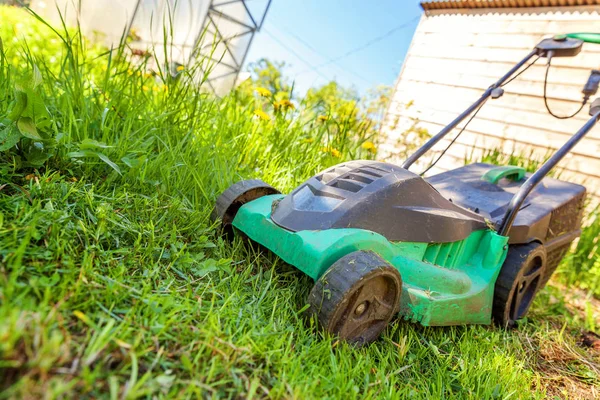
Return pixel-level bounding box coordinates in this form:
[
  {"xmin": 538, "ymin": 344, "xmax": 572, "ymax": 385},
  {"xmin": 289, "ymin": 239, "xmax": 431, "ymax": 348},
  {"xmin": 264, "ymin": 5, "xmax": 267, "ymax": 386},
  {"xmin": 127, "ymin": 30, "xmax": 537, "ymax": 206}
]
[
  {"xmin": 192, "ymin": 0, "xmax": 272, "ymax": 91},
  {"xmin": 127, "ymin": 0, "xmax": 272, "ymax": 93}
]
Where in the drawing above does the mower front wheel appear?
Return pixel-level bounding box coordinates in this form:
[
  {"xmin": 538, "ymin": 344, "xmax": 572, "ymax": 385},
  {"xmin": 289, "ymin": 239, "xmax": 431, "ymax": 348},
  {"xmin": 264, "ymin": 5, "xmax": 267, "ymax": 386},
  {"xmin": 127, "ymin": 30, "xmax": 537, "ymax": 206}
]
[
  {"xmin": 211, "ymin": 179, "xmax": 279, "ymax": 240},
  {"xmin": 308, "ymin": 251, "xmax": 402, "ymax": 346}
]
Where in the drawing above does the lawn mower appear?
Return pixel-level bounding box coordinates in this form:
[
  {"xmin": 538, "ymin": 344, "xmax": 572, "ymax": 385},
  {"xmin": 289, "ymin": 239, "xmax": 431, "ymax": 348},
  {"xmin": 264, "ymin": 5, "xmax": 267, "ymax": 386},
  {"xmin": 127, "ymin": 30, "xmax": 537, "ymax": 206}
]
[{"xmin": 212, "ymin": 33, "xmax": 600, "ymax": 345}]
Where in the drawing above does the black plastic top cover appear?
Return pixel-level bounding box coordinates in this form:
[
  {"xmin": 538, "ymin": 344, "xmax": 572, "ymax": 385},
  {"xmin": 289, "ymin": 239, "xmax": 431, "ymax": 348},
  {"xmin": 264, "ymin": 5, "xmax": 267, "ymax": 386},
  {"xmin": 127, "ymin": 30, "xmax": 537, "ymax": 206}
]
[
  {"xmin": 427, "ymin": 163, "xmax": 586, "ymax": 244},
  {"xmin": 271, "ymin": 160, "xmax": 487, "ymax": 243}
]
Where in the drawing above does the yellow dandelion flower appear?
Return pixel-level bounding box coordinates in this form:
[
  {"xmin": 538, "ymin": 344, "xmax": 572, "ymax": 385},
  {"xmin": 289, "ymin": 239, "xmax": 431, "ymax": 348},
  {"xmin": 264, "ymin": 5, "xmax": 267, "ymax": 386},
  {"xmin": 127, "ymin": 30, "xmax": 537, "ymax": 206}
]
[
  {"xmin": 321, "ymin": 147, "xmax": 341, "ymax": 158},
  {"xmin": 142, "ymin": 85, "xmax": 149, "ymax": 92},
  {"xmin": 303, "ymin": 137, "xmax": 315, "ymax": 143},
  {"xmin": 317, "ymin": 115, "xmax": 329, "ymax": 122},
  {"xmin": 275, "ymin": 99, "xmax": 295, "ymax": 110},
  {"xmin": 253, "ymin": 109, "xmax": 270, "ymax": 121},
  {"xmin": 361, "ymin": 141, "xmax": 377, "ymax": 153},
  {"xmin": 144, "ymin": 72, "xmax": 153, "ymax": 79},
  {"xmin": 255, "ymin": 87, "xmax": 272, "ymax": 97},
  {"xmin": 152, "ymin": 86, "xmax": 159, "ymax": 92},
  {"xmin": 162, "ymin": 84, "xmax": 169, "ymax": 92},
  {"xmin": 176, "ymin": 65, "xmax": 185, "ymax": 72}
]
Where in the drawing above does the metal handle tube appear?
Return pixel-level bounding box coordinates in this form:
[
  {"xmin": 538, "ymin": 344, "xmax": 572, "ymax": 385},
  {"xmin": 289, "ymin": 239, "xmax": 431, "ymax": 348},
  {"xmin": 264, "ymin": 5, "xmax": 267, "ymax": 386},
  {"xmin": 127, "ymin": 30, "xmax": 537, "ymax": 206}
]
[
  {"xmin": 498, "ymin": 110, "xmax": 600, "ymax": 237},
  {"xmin": 402, "ymin": 49, "xmax": 538, "ymax": 170}
]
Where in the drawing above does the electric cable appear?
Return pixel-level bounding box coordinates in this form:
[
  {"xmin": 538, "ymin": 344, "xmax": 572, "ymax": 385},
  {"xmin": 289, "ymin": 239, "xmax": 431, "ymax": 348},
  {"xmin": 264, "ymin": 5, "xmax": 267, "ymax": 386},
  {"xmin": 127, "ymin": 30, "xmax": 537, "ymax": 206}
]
[
  {"xmin": 543, "ymin": 59, "xmax": 586, "ymax": 119},
  {"xmin": 419, "ymin": 50, "xmax": 592, "ymax": 176},
  {"xmin": 500, "ymin": 55, "xmax": 541, "ymax": 87},
  {"xmin": 420, "ymin": 99, "xmax": 488, "ymax": 177}
]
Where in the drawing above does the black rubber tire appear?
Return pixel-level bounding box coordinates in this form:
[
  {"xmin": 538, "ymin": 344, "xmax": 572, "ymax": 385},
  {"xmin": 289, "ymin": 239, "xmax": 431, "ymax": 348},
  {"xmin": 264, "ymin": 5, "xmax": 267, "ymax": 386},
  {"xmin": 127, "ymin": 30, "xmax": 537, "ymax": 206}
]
[
  {"xmin": 211, "ymin": 179, "xmax": 279, "ymax": 240},
  {"xmin": 308, "ymin": 250, "xmax": 402, "ymax": 346},
  {"xmin": 493, "ymin": 242, "xmax": 547, "ymax": 328}
]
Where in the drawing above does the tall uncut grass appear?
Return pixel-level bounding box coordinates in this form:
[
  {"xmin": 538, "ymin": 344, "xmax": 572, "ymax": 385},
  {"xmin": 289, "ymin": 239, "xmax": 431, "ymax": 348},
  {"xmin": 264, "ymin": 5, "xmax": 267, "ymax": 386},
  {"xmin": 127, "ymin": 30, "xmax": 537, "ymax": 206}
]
[{"xmin": 0, "ymin": 5, "xmax": 598, "ymax": 399}]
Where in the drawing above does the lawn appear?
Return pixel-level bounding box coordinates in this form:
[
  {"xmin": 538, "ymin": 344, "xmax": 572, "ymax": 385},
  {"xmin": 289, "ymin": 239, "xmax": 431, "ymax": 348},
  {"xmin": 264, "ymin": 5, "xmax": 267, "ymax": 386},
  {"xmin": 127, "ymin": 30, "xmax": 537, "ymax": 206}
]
[{"xmin": 0, "ymin": 5, "xmax": 599, "ymax": 399}]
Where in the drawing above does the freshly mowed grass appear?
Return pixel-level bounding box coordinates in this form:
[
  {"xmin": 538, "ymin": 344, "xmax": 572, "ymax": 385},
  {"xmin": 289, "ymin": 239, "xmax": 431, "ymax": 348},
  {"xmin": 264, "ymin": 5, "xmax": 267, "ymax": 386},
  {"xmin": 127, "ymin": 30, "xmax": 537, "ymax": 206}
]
[{"xmin": 0, "ymin": 5, "xmax": 599, "ymax": 399}]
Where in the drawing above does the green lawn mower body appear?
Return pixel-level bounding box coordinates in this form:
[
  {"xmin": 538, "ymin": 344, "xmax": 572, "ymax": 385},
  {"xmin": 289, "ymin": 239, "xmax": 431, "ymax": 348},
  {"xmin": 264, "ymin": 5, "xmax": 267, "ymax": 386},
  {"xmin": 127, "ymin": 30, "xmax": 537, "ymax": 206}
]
[
  {"xmin": 232, "ymin": 165, "xmax": 510, "ymax": 328},
  {"xmin": 213, "ymin": 33, "xmax": 600, "ymax": 345},
  {"xmin": 229, "ymin": 161, "xmax": 584, "ymax": 327}
]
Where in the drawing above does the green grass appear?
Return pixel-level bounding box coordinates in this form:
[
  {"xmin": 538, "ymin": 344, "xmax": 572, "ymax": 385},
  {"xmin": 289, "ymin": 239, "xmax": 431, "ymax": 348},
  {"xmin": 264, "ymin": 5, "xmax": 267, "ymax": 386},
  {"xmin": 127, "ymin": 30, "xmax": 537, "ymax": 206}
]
[{"xmin": 0, "ymin": 5, "xmax": 599, "ymax": 399}]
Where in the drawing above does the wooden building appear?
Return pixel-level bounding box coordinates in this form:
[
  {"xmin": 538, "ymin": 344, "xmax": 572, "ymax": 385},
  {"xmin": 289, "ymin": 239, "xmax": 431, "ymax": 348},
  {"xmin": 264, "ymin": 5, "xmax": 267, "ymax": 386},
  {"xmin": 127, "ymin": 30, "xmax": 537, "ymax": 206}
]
[{"xmin": 382, "ymin": 0, "xmax": 600, "ymax": 199}]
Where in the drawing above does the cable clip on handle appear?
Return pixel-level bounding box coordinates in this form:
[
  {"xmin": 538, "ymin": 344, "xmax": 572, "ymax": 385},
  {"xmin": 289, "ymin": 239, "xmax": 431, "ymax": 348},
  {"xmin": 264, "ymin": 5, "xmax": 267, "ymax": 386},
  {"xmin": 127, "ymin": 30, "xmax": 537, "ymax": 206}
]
[{"xmin": 583, "ymin": 70, "xmax": 600, "ymax": 99}]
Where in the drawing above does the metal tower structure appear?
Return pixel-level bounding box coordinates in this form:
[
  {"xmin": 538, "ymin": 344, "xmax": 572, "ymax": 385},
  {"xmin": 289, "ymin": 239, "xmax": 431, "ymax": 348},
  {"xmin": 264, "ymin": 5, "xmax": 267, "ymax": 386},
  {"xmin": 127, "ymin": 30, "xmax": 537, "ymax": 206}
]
[
  {"xmin": 126, "ymin": 0, "xmax": 272, "ymax": 95},
  {"xmin": 30, "ymin": 0, "xmax": 272, "ymax": 95},
  {"xmin": 192, "ymin": 0, "xmax": 272, "ymax": 94}
]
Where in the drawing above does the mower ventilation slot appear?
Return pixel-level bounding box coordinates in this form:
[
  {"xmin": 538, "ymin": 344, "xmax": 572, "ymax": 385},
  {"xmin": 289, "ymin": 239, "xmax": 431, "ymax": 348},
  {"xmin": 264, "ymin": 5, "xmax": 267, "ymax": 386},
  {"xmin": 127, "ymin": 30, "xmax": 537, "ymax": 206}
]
[
  {"xmin": 317, "ymin": 168, "xmax": 385, "ymax": 193},
  {"xmin": 331, "ymin": 179, "xmax": 365, "ymax": 193},
  {"xmin": 357, "ymin": 167, "xmax": 386, "ymax": 178},
  {"xmin": 345, "ymin": 173, "xmax": 375, "ymax": 184}
]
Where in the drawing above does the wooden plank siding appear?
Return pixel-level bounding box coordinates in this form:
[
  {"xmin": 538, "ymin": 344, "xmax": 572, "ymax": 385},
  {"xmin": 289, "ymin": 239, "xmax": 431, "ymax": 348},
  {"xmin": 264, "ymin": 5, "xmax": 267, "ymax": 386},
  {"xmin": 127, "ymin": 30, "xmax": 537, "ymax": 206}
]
[{"xmin": 382, "ymin": 6, "xmax": 600, "ymax": 199}]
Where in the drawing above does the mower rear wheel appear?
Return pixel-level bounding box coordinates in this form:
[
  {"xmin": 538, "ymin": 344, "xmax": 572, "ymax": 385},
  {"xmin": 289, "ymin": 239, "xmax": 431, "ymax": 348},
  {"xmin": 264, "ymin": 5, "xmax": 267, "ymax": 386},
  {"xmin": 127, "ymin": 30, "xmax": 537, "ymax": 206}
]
[
  {"xmin": 211, "ymin": 179, "xmax": 279, "ymax": 240},
  {"xmin": 308, "ymin": 251, "xmax": 402, "ymax": 346},
  {"xmin": 493, "ymin": 242, "xmax": 547, "ymax": 328}
]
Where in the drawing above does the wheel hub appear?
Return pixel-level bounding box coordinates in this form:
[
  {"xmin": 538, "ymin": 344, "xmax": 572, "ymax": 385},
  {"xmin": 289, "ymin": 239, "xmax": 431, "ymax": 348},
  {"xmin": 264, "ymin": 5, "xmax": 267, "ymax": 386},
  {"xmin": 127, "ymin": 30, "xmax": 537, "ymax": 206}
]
[
  {"xmin": 332, "ymin": 274, "xmax": 400, "ymax": 344},
  {"xmin": 354, "ymin": 301, "xmax": 368, "ymax": 316}
]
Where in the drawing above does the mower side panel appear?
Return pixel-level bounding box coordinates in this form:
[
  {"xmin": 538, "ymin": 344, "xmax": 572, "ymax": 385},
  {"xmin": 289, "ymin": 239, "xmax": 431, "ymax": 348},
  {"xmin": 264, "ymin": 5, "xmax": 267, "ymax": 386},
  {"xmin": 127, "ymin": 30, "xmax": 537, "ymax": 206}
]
[
  {"xmin": 233, "ymin": 195, "xmax": 509, "ymax": 326},
  {"xmin": 397, "ymin": 232, "xmax": 508, "ymax": 326},
  {"xmin": 233, "ymin": 195, "xmax": 408, "ymax": 280}
]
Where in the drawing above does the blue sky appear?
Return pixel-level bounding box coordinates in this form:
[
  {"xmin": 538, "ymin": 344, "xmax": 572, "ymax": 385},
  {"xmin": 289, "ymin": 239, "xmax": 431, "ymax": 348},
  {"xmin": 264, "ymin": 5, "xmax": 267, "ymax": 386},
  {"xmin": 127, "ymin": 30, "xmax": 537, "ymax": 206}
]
[{"xmin": 244, "ymin": 0, "xmax": 423, "ymax": 96}]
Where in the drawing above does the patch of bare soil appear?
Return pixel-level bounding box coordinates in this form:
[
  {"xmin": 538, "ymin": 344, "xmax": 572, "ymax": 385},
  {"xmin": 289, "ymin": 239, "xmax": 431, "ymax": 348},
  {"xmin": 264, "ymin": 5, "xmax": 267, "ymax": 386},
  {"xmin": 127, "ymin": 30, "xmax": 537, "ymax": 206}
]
[
  {"xmin": 580, "ymin": 331, "xmax": 600, "ymax": 350},
  {"xmin": 527, "ymin": 283, "xmax": 600, "ymax": 399}
]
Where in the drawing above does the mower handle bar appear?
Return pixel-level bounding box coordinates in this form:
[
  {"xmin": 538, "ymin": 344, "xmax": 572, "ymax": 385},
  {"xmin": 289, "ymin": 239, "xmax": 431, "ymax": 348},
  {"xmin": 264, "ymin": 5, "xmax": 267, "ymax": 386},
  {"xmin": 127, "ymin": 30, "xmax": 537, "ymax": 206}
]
[
  {"xmin": 402, "ymin": 34, "xmax": 600, "ymax": 237},
  {"xmin": 497, "ymin": 109, "xmax": 600, "ymax": 236},
  {"xmin": 401, "ymin": 49, "xmax": 539, "ymax": 170},
  {"xmin": 403, "ymin": 34, "xmax": 600, "ymax": 171}
]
